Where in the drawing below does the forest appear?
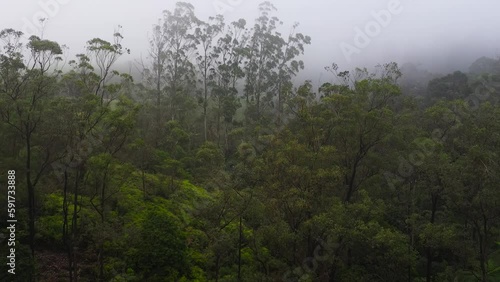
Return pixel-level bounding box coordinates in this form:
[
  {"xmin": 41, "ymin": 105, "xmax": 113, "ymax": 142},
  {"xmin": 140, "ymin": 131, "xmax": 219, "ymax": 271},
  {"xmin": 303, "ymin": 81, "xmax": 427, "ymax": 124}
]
[{"xmin": 1, "ymin": 1, "xmax": 500, "ymax": 281}]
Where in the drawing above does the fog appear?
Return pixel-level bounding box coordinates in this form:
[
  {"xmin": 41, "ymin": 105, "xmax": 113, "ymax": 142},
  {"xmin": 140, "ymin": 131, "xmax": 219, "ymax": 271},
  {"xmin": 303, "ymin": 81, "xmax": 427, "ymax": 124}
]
[{"xmin": 2, "ymin": 0, "xmax": 500, "ymax": 84}]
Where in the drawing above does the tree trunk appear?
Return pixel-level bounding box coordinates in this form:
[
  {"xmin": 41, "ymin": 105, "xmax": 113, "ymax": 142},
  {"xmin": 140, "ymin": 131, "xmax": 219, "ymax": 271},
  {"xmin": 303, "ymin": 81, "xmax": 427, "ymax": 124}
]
[
  {"xmin": 426, "ymin": 194, "xmax": 438, "ymax": 282},
  {"xmin": 478, "ymin": 230, "xmax": 487, "ymax": 282},
  {"xmin": 62, "ymin": 169, "xmax": 74, "ymax": 282},
  {"xmin": 142, "ymin": 169, "xmax": 146, "ymax": 199},
  {"xmin": 72, "ymin": 170, "xmax": 80, "ymax": 282},
  {"xmin": 238, "ymin": 216, "xmax": 242, "ymax": 281},
  {"xmin": 478, "ymin": 215, "xmax": 488, "ymax": 282},
  {"xmin": 216, "ymin": 102, "xmax": 221, "ymax": 147},
  {"xmin": 215, "ymin": 254, "xmax": 220, "ymax": 282},
  {"xmin": 277, "ymin": 81, "xmax": 282, "ymax": 125},
  {"xmin": 203, "ymin": 59, "xmax": 209, "ymax": 142},
  {"xmin": 98, "ymin": 180, "xmax": 106, "ymax": 281},
  {"xmin": 26, "ymin": 130, "xmax": 36, "ymax": 279},
  {"xmin": 407, "ymin": 183, "xmax": 415, "ymax": 282}
]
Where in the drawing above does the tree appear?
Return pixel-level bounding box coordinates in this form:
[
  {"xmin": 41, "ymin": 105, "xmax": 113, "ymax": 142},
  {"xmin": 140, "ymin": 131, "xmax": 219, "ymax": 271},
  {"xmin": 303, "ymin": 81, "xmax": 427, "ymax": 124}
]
[
  {"xmin": 86, "ymin": 27, "xmax": 130, "ymax": 105},
  {"xmin": 273, "ymin": 23, "xmax": 310, "ymax": 123},
  {"xmin": 0, "ymin": 29, "xmax": 62, "ymax": 274},
  {"xmin": 446, "ymin": 102, "xmax": 500, "ymax": 282},
  {"xmin": 426, "ymin": 71, "xmax": 471, "ymax": 104},
  {"xmin": 211, "ymin": 18, "xmax": 247, "ymax": 150},
  {"xmin": 162, "ymin": 2, "xmax": 199, "ymax": 122},
  {"xmin": 243, "ymin": 1, "xmax": 282, "ymax": 119},
  {"xmin": 195, "ymin": 15, "xmax": 224, "ymax": 142},
  {"xmin": 135, "ymin": 209, "xmax": 189, "ymax": 280}
]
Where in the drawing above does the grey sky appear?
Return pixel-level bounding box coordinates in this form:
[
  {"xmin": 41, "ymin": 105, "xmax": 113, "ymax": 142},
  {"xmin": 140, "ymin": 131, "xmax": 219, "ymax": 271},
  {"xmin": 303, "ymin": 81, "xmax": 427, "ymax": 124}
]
[{"xmin": 2, "ymin": 0, "xmax": 500, "ymax": 83}]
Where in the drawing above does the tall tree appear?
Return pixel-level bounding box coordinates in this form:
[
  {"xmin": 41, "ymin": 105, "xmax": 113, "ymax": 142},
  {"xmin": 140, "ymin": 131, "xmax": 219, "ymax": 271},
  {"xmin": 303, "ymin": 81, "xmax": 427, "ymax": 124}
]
[
  {"xmin": 211, "ymin": 18, "xmax": 248, "ymax": 149},
  {"xmin": 195, "ymin": 15, "xmax": 224, "ymax": 142},
  {"xmin": 86, "ymin": 27, "xmax": 129, "ymax": 105},
  {"xmin": 162, "ymin": 2, "xmax": 199, "ymax": 121},
  {"xmin": 243, "ymin": 1, "xmax": 281, "ymax": 119},
  {"xmin": 0, "ymin": 29, "xmax": 62, "ymax": 273}
]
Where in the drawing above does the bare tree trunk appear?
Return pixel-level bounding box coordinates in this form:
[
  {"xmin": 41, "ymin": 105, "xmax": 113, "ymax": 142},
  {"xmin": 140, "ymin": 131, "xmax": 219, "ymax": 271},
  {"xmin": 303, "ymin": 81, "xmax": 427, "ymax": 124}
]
[
  {"xmin": 72, "ymin": 170, "xmax": 80, "ymax": 282},
  {"xmin": 215, "ymin": 254, "xmax": 220, "ymax": 282},
  {"xmin": 203, "ymin": 64, "xmax": 209, "ymax": 142},
  {"xmin": 62, "ymin": 169, "xmax": 74, "ymax": 282},
  {"xmin": 238, "ymin": 216, "xmax": 242, "ymax": 281},
  {"xmin": 476, "ymin": 216, "xmax": 488, "ymax": 282},
  {"xmin": 426, "ymin": 194, "xmax": 438, "ymax": 282},
  {"xmin": 98, "ymin": 180, "xmax": 106, "ymax": 281},
  {"xmin": 26, "ymin": 130, "xmax": 37, "ymax": 282}
]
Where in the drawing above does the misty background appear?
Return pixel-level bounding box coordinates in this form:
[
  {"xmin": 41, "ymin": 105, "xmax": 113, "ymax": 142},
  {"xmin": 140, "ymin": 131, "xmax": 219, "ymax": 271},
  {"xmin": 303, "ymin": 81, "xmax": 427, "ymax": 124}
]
[{"xmin": 2, "ymin": 0, "xmax": 500, "ymax": 85}]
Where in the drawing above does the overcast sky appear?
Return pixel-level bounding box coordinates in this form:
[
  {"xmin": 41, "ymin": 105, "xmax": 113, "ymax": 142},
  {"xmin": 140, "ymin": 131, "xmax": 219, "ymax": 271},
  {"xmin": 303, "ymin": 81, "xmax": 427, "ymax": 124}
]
[{"xmin": 2, "ymin": 0, "xmax": 500, "ymax": 83}]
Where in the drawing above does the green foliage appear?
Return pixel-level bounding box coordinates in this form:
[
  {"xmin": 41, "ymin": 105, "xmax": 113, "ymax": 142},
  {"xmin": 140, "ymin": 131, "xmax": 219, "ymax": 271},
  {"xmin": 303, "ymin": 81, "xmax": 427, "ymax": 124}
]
[
  {"xmin": 2, "ymin": 2, "xmax": 500, "ymax": 282},
  {"xmin": 134, "ymin": 208, "xmax": 188, "ymax": 280},
  {"xmin": 426, "ymin": 71, "xmax": 471, "ymax": 103}
]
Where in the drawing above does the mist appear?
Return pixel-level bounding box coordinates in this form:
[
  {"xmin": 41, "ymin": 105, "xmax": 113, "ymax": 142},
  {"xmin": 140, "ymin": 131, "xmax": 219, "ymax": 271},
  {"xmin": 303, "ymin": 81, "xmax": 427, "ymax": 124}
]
[
  {"xmin": 3, "ymin": 1, "xmax": 500, "ymax": 281},
  {"xmin": 2, "ymin": 0, "xmax": 499, "ymax": 85}
]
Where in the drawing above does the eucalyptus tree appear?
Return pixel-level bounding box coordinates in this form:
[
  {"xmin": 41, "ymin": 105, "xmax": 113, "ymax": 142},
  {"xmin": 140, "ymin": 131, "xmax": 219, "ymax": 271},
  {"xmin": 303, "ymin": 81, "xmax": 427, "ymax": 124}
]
[
  {"xmin": 162, "ymin": 2, "xmax": 199, "ymax": 122},
  {"xmin": 242, "ymin": 2, "xmax": 310, "ymax": 120},
  {"xmin": 446, "ymin": 102, "xmax": 500, "ymax": 282},
  {"xmin": 211, "ymin": 18, "xmax": 248, "ymax": 148},
  {"xmin": 52, "ymin": 30, "xmax": 133, "ymax": 280},
  {"xmin": 142, "ymin": 19, "xmax": 168, "ymax": 107},
  {"xmin": 195, "ymin": 15, "xmax": 224, "ymax": 142},
  {"xmin": 0, "ymin": 28, "xmax": 63, "ymax": 272},
  {"xmin": 239, "ymin": 2, "xmax": 311, "ymax": 161},
  {"xmin": 273, "ymin": 23, "xmax": 310, "ymax": 123},
  {"xmin": 139, "ymin": 15, "xmax": 170, "ymax": 146},
  {"xmin": 320, "ymin": 62, "xmax": 403, "ymax": 203},
  {"xmin": 243, "ymin": 1, "xmax": 282, "ymax": 119},
  {"xmin": 86, "ymin": 27, "xmax": 130, "ymax": 105},
  {"xmin": 310, "ymin": 63, "xmax": 408, "ymax": 280}
]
